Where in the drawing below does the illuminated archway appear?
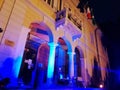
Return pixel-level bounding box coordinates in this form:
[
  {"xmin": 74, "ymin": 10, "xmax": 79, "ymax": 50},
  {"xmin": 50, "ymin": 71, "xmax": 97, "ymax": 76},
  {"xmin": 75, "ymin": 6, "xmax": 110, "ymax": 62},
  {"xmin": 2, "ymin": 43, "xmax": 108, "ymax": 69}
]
[
  {"xmin": 29, "ymin": 22, "xmax": 53, "ymax": 42},
  {"xmin": 74, "ymin": 47, "xmax": 81, "ymax": 77},
  {"xmin": 54, "ymin": 37, "xmax": 70, "ymax": 84},
  {"xmin": 35, "ymin": 43, "xmax": 49, "ymax": 86},
  {"xmin": 74, "ymin": 46, "xmax": 85, "ymax": 86},
  {"xmin": 18, "ymin": 22, "xmax": 53, "ymax": 87}
]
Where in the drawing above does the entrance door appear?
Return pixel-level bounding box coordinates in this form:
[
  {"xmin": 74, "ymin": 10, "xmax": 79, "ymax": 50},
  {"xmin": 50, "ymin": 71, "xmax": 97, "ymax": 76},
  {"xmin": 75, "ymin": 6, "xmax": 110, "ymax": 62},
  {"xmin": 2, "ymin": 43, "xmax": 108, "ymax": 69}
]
[
  {"xmin": 74, "ymin": 48, "xmax": 81, "ymax": 78},
  {"xmin": 18, "ymin": 39, "xmax": 38, "ymax": 86},
  {"xmin": 54, "ymin": 38, "xmax": 69, "ymax": 85},
  {"xmin": 34, "ymin": 43, "xmax": 49, "ymax": 87}
]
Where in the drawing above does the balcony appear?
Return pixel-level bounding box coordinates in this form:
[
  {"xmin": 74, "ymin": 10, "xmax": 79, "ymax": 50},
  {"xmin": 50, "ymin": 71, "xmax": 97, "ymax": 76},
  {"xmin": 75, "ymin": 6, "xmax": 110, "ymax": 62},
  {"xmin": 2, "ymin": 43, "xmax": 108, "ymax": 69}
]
[
  {"xmin": 55, "ymin": 9, "xmax": 82, "ymax": 30},
  {"xmin": 55, "ymin": 9, "xmax": 82, "ymax": 41}
]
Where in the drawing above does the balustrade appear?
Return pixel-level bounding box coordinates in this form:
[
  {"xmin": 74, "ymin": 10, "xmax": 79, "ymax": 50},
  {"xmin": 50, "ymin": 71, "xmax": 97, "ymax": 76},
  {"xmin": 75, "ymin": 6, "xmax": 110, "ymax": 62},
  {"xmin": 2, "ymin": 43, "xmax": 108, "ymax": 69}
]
[{"xmin": 55, "ymin": 8, "xmax": 82, "ymax": 30}]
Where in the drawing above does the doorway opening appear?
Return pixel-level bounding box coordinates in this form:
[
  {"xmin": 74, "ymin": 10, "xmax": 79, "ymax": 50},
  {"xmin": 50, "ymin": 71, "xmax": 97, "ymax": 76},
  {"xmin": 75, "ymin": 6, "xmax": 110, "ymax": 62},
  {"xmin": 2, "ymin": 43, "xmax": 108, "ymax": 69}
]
[{"xmin": 54, "ymin": 38, "xmax": 69, "ymax": 85}]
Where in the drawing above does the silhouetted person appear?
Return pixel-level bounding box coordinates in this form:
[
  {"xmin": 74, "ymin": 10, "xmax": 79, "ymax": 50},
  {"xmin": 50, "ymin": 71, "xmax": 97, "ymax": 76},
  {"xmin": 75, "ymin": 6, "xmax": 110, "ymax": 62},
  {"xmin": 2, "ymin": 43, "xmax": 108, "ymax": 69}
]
[{"xmin": 22, "ymin": 49, "xmax": 34, "ymax": 85}]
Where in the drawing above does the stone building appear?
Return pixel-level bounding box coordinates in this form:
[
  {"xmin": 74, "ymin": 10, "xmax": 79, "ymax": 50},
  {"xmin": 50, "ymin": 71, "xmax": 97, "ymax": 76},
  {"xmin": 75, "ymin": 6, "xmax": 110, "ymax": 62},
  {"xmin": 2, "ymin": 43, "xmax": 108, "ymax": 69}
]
[{"xmin": 0, "ymin": 0, "xmax": 109, "ymax": 88}]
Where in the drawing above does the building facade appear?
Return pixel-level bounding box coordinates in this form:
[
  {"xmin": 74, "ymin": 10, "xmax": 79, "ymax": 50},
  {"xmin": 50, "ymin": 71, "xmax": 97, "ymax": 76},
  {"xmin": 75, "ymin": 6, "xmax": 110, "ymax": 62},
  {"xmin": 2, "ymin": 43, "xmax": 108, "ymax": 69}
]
[{"xmin": 0, "ymin": 0, "xmax": 109, "ymax": 88}]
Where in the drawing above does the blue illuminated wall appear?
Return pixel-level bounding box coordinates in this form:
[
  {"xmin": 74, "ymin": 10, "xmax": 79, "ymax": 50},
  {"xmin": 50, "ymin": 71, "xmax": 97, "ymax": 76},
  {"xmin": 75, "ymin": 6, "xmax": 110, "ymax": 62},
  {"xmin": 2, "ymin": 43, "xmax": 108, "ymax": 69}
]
[
  {"xmin": 0, "ymin": 57, "xmax": 14, "ymax": 78},
  {"xmin": 56, "ymin": 46, "xmax": 65, "ymax": 67}
]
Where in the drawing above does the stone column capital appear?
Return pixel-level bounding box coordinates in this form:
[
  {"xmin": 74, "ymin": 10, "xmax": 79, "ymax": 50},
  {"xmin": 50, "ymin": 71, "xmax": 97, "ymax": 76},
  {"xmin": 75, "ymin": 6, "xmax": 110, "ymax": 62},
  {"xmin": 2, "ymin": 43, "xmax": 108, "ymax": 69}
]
[
  {"xmin": 67, "ymin": 51, "xmax": 75, "ymax": 55},
  {"xmin": 48, "ymin": 42, "xmax": 58, "ymax": 47}
]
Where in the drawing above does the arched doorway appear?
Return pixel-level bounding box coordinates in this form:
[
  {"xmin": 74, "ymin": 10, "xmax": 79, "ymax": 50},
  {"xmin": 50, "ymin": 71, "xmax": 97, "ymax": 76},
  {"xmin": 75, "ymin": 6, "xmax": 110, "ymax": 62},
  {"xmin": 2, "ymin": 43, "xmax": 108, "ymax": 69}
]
[
  {"xmin": 54, "ymin": 38, "xmax": 69, "ymax": 85},
  {"xmin": 74, "ymin": 47, "xmax": 81, "ymax": 78},
  {"xmin": 34, "ymin": 43, "xmax": 49, "ymax": 87},
  {"xmin": 74, "ymin": 47, "xmax": 85, "ymax": 87},
  {"xmin": 18, "ymin": 34, "xmax": 39, "ymax": 85},
  {"xmin": 18, "ymin": 22, "xmax": 53, "ymax": 87}
]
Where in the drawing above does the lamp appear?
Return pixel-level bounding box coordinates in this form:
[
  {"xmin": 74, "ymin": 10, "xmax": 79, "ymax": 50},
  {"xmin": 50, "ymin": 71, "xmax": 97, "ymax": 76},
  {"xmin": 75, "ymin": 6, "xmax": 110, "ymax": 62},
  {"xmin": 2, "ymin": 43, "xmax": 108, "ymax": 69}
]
[{"xmin": 99, "ymin": 84, "xmax": 104, "ymax": 88}]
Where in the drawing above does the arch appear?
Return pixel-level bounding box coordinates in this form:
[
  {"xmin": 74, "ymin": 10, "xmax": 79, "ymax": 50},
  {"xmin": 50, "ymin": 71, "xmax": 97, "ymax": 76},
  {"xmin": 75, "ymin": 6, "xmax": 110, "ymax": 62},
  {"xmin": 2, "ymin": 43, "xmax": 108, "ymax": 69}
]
[
  {"xmin": 37, "ymin": 43, "xmax": 50, "ymax": 67},
  {"xmin": 18, "ymin": 21, "xmax": 54, "ymax": 86},
  {"xmin": 74, "ymin": 47, "xmax": 81, "ymax": 77},
  {"xmin": 35, "ymin": 43, "xmax": 50, "ymax": 86},
  {"xmin": 27, "ymin": 21, "xmax": 54, "ymax": 87},
  {"xmin": 61, "ymin": 37, "xmax": 72, "ymax": 52},
  {"xmin": 74, "ymin": 46, "xmax": 85, "ymax": 86},
  {"xmin": 54, "ymin": 37, "xmax": 70, "ymax": 84},
  {"xmin": 75, "ymin": 46, "xmax": 84, "ymax": 58},
  {"xmin": 74, "ymin": 46, "xmax": 84, "ymax": 77},
  {"xmin": 29, "ymin": 22, "xmax": 54, "ymax": 42}
]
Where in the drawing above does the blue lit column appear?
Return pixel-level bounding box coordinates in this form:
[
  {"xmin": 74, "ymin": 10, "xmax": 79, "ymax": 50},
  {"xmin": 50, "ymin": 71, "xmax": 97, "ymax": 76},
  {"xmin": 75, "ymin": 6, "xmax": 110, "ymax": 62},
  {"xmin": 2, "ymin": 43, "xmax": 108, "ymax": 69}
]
[
  {"xmin": 47, "ymin": 42, "xmax": 57, "ymax": 84},
  {"xmin": 68, "ymin": 52, "xmax": 75, "ymax": 83}
]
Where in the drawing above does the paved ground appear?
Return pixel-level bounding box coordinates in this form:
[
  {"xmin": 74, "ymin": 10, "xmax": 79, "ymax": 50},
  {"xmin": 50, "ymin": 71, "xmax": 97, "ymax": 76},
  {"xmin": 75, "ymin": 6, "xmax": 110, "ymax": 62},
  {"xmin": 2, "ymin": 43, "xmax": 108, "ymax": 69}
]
[
  {"xmin": 0, "ymin": 80, "xmax": 105, "ymax": 90},
  {"xmin": 3, "ymin": 84, "xmax": 105, "ymax": 90}
]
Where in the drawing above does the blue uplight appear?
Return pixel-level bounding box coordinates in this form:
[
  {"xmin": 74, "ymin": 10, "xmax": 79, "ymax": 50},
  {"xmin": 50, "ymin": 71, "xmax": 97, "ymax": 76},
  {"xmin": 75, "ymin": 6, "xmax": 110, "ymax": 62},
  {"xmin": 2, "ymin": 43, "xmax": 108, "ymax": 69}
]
[
  {"xmin": 13, "ymin": 56, "xmax": 22, "ymax": 78},
  {"xmin": 60, "ymin": 74, "xmax": 63, "ymax": 79},
  {"xmin": 47, "ymin": 45, "xmax": 56, "ymax": 78},
  {"xmin": 0, "ymin": 57, "xmax": 14, "ymax": 78},
  {"xmin": 47, "ymin": 43, "xmax": 58, "ymax": 81}
]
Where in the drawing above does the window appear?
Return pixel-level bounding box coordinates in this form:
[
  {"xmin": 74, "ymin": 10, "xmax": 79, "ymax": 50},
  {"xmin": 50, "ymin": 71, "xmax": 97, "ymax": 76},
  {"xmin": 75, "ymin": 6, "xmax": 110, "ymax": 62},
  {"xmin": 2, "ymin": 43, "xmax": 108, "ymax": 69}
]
[
  {"xmin": 44, "ymin": 0, "xmax": 54, "ymax": 8},
  {"xmin": 0, "ymin": 0, "xmax": 4, "ymax": 11},
  {"xmin": 59, "ymin": 0, "xmax": 62, "ymax": 10},
  {"xmin": 47, "ymin": 0, "xmax": 51, "ymax": 5},
  {"xmin": 43, "ymin": 0, "xmax": 63, "ymax": 11},
  {"xmin": 51, "ymin": 0, "xmax": 54, "ymax": 8}
]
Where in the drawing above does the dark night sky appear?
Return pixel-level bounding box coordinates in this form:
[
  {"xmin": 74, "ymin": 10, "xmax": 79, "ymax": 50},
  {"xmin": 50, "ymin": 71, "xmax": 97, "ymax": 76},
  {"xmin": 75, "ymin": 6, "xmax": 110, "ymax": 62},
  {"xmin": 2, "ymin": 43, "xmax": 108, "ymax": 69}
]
[{"xmin": 91, "ymin": 0, "xmax": 120, "ymax": 69}]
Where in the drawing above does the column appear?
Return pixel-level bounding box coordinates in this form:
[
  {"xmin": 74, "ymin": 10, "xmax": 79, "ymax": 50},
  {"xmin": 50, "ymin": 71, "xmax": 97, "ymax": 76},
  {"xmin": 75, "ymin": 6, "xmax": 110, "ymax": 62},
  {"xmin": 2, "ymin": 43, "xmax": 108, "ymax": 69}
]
[
  {"xmin": 81, "ymin": 58, "xmax": 86, "ymax": 87},
  {"xmin": 13, "ymin": 26, "xmax": 30, "ymax": 78},
  {"xmin": 67, "ymin": 51, "xmax": 75, "ymax": 83},
  {"xmin": 47, "ymin": 42, "xmax": 57, "ymax": 84}
]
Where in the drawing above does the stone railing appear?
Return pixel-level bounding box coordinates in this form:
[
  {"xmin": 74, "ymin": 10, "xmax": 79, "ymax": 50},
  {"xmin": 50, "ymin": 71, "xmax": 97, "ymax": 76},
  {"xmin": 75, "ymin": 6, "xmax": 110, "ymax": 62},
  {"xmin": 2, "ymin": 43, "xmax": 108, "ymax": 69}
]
[{"xmin": 55, "ymin": 8, "xmax": 82, "ymax": 30}]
